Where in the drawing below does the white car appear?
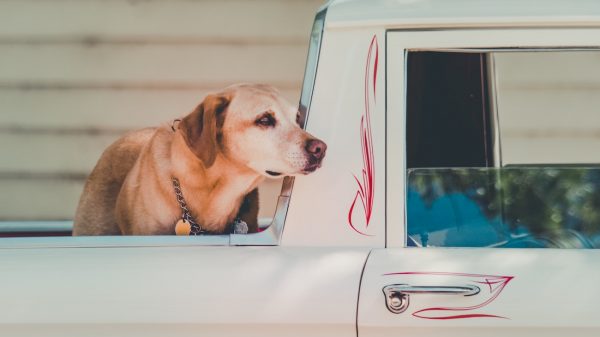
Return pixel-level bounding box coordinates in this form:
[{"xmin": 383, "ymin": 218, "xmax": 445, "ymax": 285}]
[{"xmin": 3, "ymin": 0, "xmax": 600, "ymax": 336}]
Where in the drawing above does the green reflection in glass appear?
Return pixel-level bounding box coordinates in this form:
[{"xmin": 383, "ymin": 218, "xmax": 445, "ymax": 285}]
[{"xmin": 407, "ymin": 167, "xmax": 600, "ymax": 248}]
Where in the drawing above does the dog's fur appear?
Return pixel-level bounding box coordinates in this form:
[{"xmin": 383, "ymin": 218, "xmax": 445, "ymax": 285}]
[{"xmin": 72, "ymin": 84, "xmax": 326, "ymax": 235}]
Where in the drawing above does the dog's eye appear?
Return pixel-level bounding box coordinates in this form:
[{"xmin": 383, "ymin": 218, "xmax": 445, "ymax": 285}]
[
  {"xmin": 296, "ymin": 112, "xmax": 302, "ymax": 126},
  {"xmin": 255, "ymin": 114, "xmax": 276, "ymax": 127}
]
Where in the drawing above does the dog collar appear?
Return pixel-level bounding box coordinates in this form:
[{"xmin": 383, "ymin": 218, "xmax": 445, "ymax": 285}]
[
  {"xmin": 171, "ymin": 177, "xmax": 205, "ymax": 235},
  {"xmin": 171, "ymin": 177, "xmax": 249, "ymax": 235},
  {"xmin": 170, "ymin": 119, "xmax": 181, "ymax": 132}
]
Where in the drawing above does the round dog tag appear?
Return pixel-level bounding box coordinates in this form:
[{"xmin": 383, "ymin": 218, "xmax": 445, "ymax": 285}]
[
  {"xmin": 175, "ymin": 218, "xmax": 191, "ymax": 235},
  {"xmin": 232, "ymin": 219, "xmax": 248, "ymax": 234}
]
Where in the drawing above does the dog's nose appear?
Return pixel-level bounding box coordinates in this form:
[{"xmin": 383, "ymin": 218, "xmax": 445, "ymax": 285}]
[{"xmin": 305, "ymin": 139, "xmax": 327, "ymax": 160}]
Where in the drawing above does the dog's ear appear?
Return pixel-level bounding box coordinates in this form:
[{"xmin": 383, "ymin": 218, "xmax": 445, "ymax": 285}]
[{"xmin": 180, "ymin": 93, "xmax": 231, "ymax": 167}]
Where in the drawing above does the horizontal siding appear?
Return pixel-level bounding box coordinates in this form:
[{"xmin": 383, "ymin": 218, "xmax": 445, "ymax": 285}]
[
  {"xmin": 495, "ymin": 52, "xmax": 600, "ymax": 165},
  {"xmin": 496, "ymin": 52, "xmax": 600, "ymax": 87},
  {"xmin": 0, "ymin": 0, "xmax": 322, "ymax": 221},
  {"xmin": 0, "ymin": 88, "xmax": 300, "ymax": 131},
  {"xmin": 497, "ymin": 88, "xmax": 600, "ymax": 130},
  {"xmin": 0, "ymin": 133, "xmax": 118, "ymax": 174},
  {"xmin": 0, "ymin": 179, "xmax": 84, "ymax": 221},
  {"xmin": 0, "ymin": 44, "xmax": 306, "ymax": 85},
  {"xmin": 501, "ymin": 137, "xmax": 600, "ymax": 164},
  {"xmin": 0, "ymin": 0, "xmax": 322, "ymax": 41}
]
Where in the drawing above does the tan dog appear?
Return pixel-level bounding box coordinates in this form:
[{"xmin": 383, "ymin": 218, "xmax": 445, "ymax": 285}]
[{"xmin": 72, "ymin": 84, "xmax": 327, "ymax": 235}]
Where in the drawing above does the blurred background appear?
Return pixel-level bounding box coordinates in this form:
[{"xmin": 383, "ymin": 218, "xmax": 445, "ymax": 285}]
[
  {"xmin": 0, "ymin": 0, "xmax": 323, "ymax": 221},
  {"xmin": 495, "ymin": 52, "xmax": 600, "ymax": 165},
  {"xmin": 2, "ymin": 0, "xmax": 600, "ymax": 222}
]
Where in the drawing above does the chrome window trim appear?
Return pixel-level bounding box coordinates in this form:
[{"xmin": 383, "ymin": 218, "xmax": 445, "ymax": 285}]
[
  {"xmin": 299, "ymin": 8, "xmax": 328, "ymax": 126},
  {"xmin": 485, "ymin": 53, "xmax": 502, "ymax": 168},
  {"xmin": 0, "ymin": 234, "xmax": 230, "ymax": 249},
  {"xmin": 0, "ymin": 221, "xmax": 230, "ymax": 248}
]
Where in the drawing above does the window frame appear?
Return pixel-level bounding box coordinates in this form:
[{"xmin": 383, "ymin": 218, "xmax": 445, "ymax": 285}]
[{"xmin": 386, "ymin": 27, "xmax": 600, "ymax": 248}]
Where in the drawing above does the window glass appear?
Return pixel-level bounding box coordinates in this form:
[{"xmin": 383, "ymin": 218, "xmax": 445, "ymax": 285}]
[
  {"xmin": 406, "ymin": 50, "xmax": 600, "ymax": 248},
  {"xmin": 496, "ymin": 52, "xmax": 600, "ymax": 165},
  {"xmin": 406, "ymin": 52, "xmax": 494, "ymax": 168},
  {"xmin": 408, "ymin": 167, "xmax": 600, "ymax": 248}
]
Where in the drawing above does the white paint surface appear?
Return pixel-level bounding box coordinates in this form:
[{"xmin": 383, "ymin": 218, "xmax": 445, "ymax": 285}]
[
  {"xmin": 327, "ymin": 0, "xmax": 600, "ymax": 28},
  {"xmin": 282, "ymin": 28, "xmax": 386, "ymax": 247},
  {"xmin": 359, "ymin": 248, "xmax": 600, "ymax": 336},
  {"xmin": 0, "ymin": 246, "xmax": 368, "ymax": 336}
]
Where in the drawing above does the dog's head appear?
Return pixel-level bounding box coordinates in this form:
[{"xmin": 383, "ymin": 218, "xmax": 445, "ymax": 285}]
[{"xmin": 179, "ymin": 84, "xmax": 327, "ymax": 177}]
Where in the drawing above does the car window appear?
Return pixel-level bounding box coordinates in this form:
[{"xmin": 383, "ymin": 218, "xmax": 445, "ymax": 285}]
[
  {"xmin": 0, "ymin": 6, "xmax": 327, "ymax": 243},
  {"xmin": 406, "ymin": 50, "xmax": 600, "ymax": 248},
  {"xmin": 406, "ymin": 51, "xmax": 495, "ymax": 169},
  {"xmin": 407, "ymin": 167, "xmax": 600, "ymax": 248},
  {"xmin": 496, "ymin": 52, "xmax": 600, "ymax": 165}
]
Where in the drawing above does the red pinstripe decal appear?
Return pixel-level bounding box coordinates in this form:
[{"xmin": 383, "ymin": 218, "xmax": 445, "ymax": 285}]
[{"xmin": 348, "ymin": 35, "xmax": 378, "ymax": 236}]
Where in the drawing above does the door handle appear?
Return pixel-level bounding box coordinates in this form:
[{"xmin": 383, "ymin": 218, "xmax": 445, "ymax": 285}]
[{"xmin": 382, "ymin": 284, "xmax": 480, "ymax": 314}]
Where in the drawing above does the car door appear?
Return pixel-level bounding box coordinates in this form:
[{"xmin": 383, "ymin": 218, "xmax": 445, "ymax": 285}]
[
  {"xmin": 360, "ymin": 248, "xmax": 600, "ymax": 337},
  {"xmin": 358, "ymin": 28, "xmax": 600, "ymax": 336},
  {"xmin": 0, "ymin": 240, "xmax": 368, "ymax": 337}
]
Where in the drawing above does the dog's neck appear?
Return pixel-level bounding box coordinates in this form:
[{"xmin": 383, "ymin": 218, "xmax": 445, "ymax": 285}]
[{"xmin": 169, "ymin": 133, "xmax": 264, "ymax": 232}]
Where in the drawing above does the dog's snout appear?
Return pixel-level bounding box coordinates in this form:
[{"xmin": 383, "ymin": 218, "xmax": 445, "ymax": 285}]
[{"xmin": 305, "ymin": 139, "xmax": 327, "ymax": 160}]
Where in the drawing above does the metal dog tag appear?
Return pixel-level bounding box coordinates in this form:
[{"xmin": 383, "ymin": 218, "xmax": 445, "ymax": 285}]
[
  {"xmin": 232, "ymin": 219, "xmax": 248, "ymax": 234},
  {"xmin": 175, "ymin": 218, "xmax": 191, "ymax": 235}
]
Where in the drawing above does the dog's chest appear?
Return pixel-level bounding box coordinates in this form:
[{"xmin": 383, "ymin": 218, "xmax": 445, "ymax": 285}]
[
  {"xmin": 198, "ymin": 192, "xmax": 244, "ymax": 229},
  {"xmin": 171, "ymin": 169, "xmax": 260, "ymax": 233}
]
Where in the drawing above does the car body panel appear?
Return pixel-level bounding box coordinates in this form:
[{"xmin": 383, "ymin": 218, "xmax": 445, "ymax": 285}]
[
  {"xmin": 0, "ymin": 246, "xmax": 369, "ymax": 336},
  {"xmin": 327, "ymin": 0, "xmax": 600, "ymax": 29},
  {"xmin": 282, "ymin": 27, "xmax": 386, "ymax": 247},
  {"xmin": 377, "ymin": 23, "xmax": 600, "ymax": 337},
  {"xmin": 359, "ymin": 248, "xmax": 600, "ymax": 337}
]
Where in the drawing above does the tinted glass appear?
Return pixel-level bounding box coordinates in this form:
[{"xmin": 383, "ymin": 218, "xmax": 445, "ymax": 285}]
[
  {"xmin": 407, "ymin": 167, "xmax": 600, "ymax": 248},
  {"xmin": 406, "ymin": 52, "xmax": 494, "ymax": 168}
]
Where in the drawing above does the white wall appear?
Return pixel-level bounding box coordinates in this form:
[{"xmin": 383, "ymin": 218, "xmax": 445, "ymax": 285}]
[
  {"xmin": 495, "ymin": 52, "xmax": 600, "ymax": 165},
  {"xmin": 0, "ymin": 0, "xmax": 323, "ymax": 220}
]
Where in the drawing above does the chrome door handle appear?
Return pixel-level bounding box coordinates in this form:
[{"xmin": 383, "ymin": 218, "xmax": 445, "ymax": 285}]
[{"xmin": 382, "ymin": 284, "xmax": 480, "ymax": 314}]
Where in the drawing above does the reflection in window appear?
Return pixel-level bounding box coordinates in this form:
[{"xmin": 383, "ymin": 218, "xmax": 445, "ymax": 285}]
[
  {"xmin": 407, "ymin": 168, "xmax": 600, "ymax": 248},
  {"xmin": 406, "ymin": 50, "xmax": 600, "ymax": 248}
]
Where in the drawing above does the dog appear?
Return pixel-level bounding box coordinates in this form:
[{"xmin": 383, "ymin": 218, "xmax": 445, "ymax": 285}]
[{"xmin": 72, "ymin": 84, "xmax": 327, "ymax": 235}]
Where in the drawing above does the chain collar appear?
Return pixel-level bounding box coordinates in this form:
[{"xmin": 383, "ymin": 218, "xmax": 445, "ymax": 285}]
[
  {"xmin": 171, "ymin": 119, "xmax": 181, "ymax": 132},
  {"xmin": 171, "ymin": 177, "xmax": 250, "ymax": 235},
  {"xmin": 171, "ymin": 177, "xmax": 206, "ymax": 235}
]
